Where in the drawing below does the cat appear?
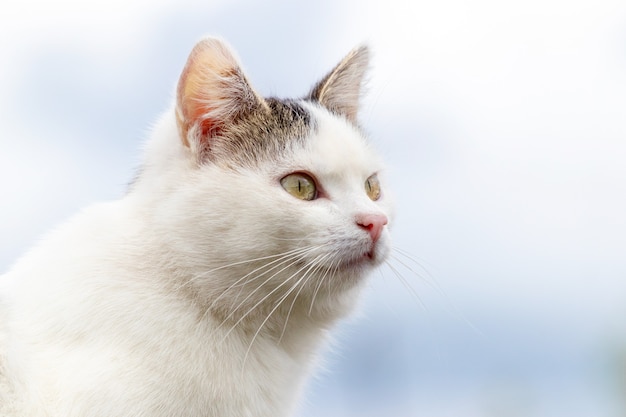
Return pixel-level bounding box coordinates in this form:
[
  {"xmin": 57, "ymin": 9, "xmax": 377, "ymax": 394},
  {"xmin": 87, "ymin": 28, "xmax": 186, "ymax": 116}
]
[{"xmin": 0, "ymin": 37, "xmax": 392, "ymax": 417}]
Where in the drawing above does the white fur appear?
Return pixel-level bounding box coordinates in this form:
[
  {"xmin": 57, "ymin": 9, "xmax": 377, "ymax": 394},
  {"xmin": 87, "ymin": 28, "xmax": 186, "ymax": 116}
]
[
  {"xmin": 0, "ymin": 99, "xmax": 392, "ymax": 416},
  {"xmin": 0, "ymin": 36, "xmax": 390, "ymax": 417}
]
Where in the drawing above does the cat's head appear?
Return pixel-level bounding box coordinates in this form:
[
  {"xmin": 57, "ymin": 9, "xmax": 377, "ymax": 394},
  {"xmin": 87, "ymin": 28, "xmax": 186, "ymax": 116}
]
[{"xmin": 141, "ymin": 38, "xmax": 393, "ymax": 326}]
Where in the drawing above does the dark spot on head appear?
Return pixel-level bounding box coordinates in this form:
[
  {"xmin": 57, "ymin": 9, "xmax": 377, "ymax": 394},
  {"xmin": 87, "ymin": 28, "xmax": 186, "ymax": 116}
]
[{"xmin": 207, "ymin": 98, "xmax": 314, "ymax": 169}]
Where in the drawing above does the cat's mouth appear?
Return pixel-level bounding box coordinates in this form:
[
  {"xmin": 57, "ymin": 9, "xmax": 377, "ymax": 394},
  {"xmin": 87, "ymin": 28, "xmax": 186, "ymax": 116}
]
[
  {"xmin": 336, "ymin": 248, "xmax": 384, "ymax": 271},
  {"xmin": 301, "ymin": 237, "xmax": 389, "ymax": 275}
]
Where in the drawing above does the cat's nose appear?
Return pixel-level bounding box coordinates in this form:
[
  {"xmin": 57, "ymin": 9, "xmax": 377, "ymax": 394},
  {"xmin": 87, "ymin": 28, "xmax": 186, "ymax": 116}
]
[{"xmin": 356, "ymin": 213, "xmax": 388, "ymax": 243}]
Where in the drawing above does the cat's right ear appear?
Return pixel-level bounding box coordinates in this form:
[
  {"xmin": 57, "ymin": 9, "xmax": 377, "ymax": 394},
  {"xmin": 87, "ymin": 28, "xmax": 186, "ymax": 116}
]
[{"xmin": 176, "ymin": 38, "xmax": 267, "ymax": 159}]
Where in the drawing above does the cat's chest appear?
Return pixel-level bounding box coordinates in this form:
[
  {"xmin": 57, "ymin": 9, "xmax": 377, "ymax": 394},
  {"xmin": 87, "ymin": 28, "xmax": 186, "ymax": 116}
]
[{"xmin": 16, "ymin": 316, "xmax": 306, "ymax": 417}]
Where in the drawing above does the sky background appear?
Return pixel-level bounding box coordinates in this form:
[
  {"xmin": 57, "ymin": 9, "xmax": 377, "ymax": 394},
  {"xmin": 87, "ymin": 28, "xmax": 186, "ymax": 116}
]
[{"xmin": 1, "ymin": 1, "xmax": 626, "ymax": 416}]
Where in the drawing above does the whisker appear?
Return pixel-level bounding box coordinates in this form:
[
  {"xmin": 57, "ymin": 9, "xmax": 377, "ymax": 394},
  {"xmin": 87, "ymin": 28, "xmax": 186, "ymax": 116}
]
[
  {"xmin": 218, "ymin": 248, "xmax": 322, "ymax": 344},
  {"xmin": 197, "ymin": 247, "xmax": 316, "ymax": 329},
  {"xmin": 173, "ymin": 246, "xmax": 310, "ymax": 294},
  {"xmin": 391, "ymin": 248, "xmax": 445, "ymax": 296},
  {"xmin": 308, "ymin": 256, "xmax": 337, "ymax": 316},
  {"xmin": 263, "ymin": 230, "xmax": 326, "ymax": 242},
  {"xmin": 278, "ymin": 253, "xmax": 332, "ymax": 343},
  {"xmin": 208, "ymin": 246, "xmax": 320, "ymax": 314},
  {"xmin": 241, "ymin": 254, "xmax": 328, "ymax": 371},
  {"xmin": 387, "ymin": 254, "xmax": 441, "ymax": 299},
  {"xmin": 384, "ymin": 260, "xmax": 427, "ymax": 311},
  {"xmin": 390, "ymin": 248, "xmax": 482, "ymax": 335}
]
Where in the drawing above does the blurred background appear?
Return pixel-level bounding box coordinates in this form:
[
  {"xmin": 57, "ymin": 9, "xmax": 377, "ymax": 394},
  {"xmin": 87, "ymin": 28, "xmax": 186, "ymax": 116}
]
[{"xmin": 1, "ymin": 0, "xmax": 626, "ymax": 416}]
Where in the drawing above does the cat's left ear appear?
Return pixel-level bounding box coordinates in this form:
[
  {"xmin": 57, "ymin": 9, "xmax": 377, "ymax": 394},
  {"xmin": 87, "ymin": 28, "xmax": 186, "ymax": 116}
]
[
  {"xmin": 308, "ymin": 45, "xmax": 370, "ymax": 124},
  {"xmin": 176, "ymin": 37, "xmax": 267, "ymax": 158}
]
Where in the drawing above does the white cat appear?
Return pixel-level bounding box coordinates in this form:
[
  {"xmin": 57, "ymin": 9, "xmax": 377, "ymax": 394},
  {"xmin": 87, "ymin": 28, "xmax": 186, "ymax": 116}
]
[{"xmin": 0, "ymin": 37, "xmax": 392, "ymax": 417}]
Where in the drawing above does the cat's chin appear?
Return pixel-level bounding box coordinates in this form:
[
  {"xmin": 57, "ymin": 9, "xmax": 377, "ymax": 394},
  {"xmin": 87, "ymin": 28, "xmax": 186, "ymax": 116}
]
[{"xmin": 335, "ymin": 248, "xmax": 388, "ymax": 275}]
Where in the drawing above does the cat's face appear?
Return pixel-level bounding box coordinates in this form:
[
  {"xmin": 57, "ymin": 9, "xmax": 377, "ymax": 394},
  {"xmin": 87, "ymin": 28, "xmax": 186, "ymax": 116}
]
[
  {"xmin": 168, "ymin": 102, "xmax": 392, "ymax": 323},
  {"xmin": 270, "ymin": 104, "xmax": 391, "ymax": 282},
  {"xmin": 143, "ymin": 38, "xmax": 391, "ymax": 324}
]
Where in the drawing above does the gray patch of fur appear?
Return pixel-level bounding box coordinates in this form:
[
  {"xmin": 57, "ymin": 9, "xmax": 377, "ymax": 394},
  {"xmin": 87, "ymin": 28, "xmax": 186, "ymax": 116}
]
[{"xmin": 208, "ymin": 98, "xmax": 315, "ymax": 169}]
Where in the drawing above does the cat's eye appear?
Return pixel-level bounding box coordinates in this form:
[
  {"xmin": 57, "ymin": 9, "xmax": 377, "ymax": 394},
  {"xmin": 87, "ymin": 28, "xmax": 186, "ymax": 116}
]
[
  {"xmin": 365, "ymin": 174, "xmax": 381, "ymax": 201},
  {"xmin": 280, "ymin": 173, "xmax": 318, "ymax": 201}
]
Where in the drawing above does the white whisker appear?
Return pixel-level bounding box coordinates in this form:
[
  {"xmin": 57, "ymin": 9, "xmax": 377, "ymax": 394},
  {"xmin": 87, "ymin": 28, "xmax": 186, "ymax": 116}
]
[
  {"xmin": 241, "ymin": 254, "xmax": 328, "ymax": 372},
  {"xmin": 218, "ymin": 247, "xmax": 322, "ymax": 344},
  {"xmin": 389, "ymin": 247, "xmax": 482, "ymax": 335},
  {"xmin": 264, "ymin": 230, "xmax": 326, "ymax": 243},
  {"xmin": 308, "ymin": 256, "xmax": 337, "ymax": 316},
  {"xmin": 278, "ymin": 253, "xmax": 332, "ymax": 343},
  {"xmin": 384, "ymin": 260, "xmax": 427, "ymax": 310},
  {"xmin": 173, "ymin": 246, "xmax": 310, "ymax": 294},
  {"xmin": 391, "ymin": 248, "xmax": 445, "ymax": 296},
  {"xmin": 195, "ymin": 248, "xmax": 314, "ymax": 325},
  {"xmin": 208, "ymin": 246, "xmax": 320, "ymax": 314}
]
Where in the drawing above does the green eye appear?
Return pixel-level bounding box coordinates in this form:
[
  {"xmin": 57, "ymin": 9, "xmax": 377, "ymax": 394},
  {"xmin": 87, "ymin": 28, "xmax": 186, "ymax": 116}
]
[
  {"xmin": 365, "ymin": 174, "xmax": 381, "ymax": 201},
  {"xmin": 280, "ymin": 173, "xmax": 318, "ymax": 201}
]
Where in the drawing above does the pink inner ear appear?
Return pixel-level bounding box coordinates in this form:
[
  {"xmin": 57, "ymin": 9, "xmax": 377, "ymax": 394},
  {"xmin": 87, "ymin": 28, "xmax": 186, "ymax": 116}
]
[
  {"xmin": 191, "ymin": 101, "xmax": 221, "ymax": 138},
  {"xmin": 176, "ymin": 39, "xmax": 242, "ymax": 144},
  {"xmin": 175, "ymin": 38, "xmax": 266, "ymax": 153},
  {"xmin": 199, "ymin": 117, "xmax": 218, "ymax": 137}
]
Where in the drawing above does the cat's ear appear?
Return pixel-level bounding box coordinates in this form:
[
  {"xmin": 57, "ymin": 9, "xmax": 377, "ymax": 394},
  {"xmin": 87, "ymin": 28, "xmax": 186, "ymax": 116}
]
[
  {"xmin": 308, "ymin": 45, "xmax": 370, "ymax": 124},
  {"xmin": 176, "ymin": 38, "xmax": 267, "ymax": 156}
]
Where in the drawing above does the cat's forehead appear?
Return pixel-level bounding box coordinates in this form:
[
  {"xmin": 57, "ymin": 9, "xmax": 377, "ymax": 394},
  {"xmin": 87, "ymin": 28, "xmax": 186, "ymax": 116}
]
[
  {"xmin": 210, "ymin": 98, "xmax": 312, "ymax": 168},
  {"xmin": 298, "ymin": 104, "xmax": 382, "ymax": 176},
  {"xmin": 214, "ymin": 99, "xmax": 380, "ymax": 176}
]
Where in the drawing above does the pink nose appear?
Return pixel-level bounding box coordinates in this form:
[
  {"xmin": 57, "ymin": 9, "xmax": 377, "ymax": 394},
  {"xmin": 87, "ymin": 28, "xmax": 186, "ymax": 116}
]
[{"xmin": 356, "ymin": 213, "xmax": 388, "ymax": 243}]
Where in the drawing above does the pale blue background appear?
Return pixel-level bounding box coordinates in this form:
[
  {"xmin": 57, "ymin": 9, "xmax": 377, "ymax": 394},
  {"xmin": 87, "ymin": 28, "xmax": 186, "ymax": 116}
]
[{"xmin": 1, "ymin": 1, "xmax": 626, "ymax": 416}]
